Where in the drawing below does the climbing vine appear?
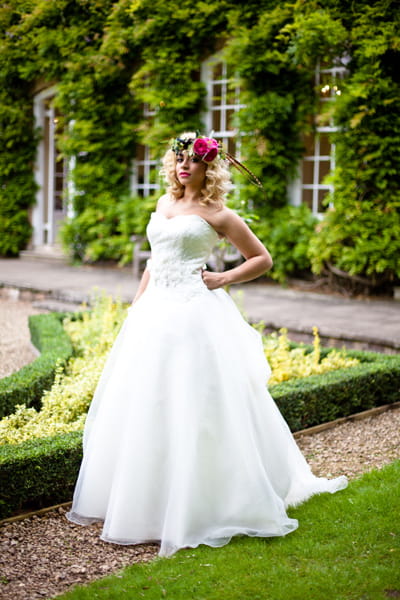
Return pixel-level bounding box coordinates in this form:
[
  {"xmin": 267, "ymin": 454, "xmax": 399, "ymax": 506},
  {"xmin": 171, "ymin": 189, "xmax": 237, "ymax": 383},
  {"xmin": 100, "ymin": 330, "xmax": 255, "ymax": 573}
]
[
  {"xmin": 0, "ymin": 0, "xmax": 399, "ymax": 289},
  {"xmin": 307, "ymin": 1, "xmax": 400, "ymax": 290}
]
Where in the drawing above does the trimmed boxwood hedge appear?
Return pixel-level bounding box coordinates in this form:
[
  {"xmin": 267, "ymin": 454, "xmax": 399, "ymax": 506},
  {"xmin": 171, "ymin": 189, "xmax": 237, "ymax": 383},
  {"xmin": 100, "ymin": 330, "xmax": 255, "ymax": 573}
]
[
  {"xmin": 0, "ymin": 431, "xmax": 82, "ymax": 519},
  {"xmin": 273, "ymin": 350, "xmax": 400, "ymax": 432},
  {"xmin": 0, "ymin": 313, "xmax": 73, "ymax": 419},
  {"xmin": 0, "ymin": 348, "xmax": 399, "ymax": 520}
]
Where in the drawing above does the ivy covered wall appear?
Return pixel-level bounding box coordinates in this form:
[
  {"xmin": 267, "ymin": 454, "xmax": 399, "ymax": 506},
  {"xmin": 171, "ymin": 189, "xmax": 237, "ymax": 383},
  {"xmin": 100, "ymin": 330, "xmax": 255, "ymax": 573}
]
[{"xmin": 0, "ymin": 0, "xmax": 399, "ymax": 290}]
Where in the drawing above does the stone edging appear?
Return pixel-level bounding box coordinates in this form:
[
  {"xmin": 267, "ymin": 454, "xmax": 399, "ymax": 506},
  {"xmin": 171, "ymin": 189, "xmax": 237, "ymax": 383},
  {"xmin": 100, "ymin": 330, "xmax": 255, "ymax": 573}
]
[{"xmin": 292, "ymin": 400, "xmax": 400, "ymax": 438}]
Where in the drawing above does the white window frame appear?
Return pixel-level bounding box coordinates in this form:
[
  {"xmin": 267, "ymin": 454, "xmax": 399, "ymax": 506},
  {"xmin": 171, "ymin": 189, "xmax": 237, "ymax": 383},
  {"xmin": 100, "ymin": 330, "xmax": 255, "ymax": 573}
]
[
  {"xmin": 201, "ymin": 58, "xmax": 245, "ymax": 157},
  {"xmin": 130, "ymin": 103, "xmax": 159, "ymax": 197},
  {"xmin": 32, "ymin": 86, "xmax": 72, "ymax": 246},
  {"xmin": 33, "ymin": 86, "xmax": 57, "ymax": 246},
  {"xmin": 289, "ymin": 60, "xmax": 347, "ymax": 215}
]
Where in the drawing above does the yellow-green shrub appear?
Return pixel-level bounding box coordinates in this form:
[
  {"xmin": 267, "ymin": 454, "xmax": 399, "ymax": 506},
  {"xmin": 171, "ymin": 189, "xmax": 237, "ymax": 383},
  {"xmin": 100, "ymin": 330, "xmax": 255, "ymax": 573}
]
[
  {"xmin": 0, "ymin": 294, "xmax": 126, "ymax": 446},
  {"xmin": 266, "ymin": 327, "xmax": 359, "ymax": 386}
]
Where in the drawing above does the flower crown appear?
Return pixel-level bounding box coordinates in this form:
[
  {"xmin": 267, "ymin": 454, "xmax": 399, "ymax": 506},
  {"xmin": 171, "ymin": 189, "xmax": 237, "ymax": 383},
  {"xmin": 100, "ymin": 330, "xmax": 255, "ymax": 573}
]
[
  {"xmin": 170, "ymin": 133, "xmax": 264, "ymax": 190},
  {"xmin": 170, "ymin": 135, "xmax": 223, "ymax": 163}
]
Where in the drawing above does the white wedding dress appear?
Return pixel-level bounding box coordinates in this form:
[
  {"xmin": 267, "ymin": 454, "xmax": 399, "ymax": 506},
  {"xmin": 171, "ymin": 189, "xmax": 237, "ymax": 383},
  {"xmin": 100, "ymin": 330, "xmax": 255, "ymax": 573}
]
[{"xmin": 67, "ymin": 211, "xmax": 347, "ymax": 557}]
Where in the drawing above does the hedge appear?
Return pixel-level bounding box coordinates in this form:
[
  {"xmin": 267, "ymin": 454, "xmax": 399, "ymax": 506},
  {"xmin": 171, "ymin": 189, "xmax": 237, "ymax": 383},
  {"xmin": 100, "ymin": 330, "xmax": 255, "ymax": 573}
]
[
  {"xmin": 273, "ymin": 350, "xmax": 400, "ymax": 432},
  {"xmin": 1, "ymin": 348, "xmax": 399, "ymax": 520},
  {"xmin": 0, "ymin": 431, "xmax": 82, "ymax": 519},
  {"xmin": 0, "ymin": 313, "xmax": 73, "ymax": 420}
]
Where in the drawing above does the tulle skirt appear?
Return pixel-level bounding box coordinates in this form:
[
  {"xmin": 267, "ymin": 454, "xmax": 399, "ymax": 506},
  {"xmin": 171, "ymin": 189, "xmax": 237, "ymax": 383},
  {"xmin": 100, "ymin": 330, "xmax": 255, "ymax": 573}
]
[{"xmin": 67, "ymin": 282, "xmax": 347, "ymax": 557}]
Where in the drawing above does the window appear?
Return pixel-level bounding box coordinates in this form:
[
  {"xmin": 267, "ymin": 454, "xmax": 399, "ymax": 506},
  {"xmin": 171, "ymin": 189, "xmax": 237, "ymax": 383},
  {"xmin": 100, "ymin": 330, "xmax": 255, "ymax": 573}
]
[
  {"xmin": 130, "ymin": 103, "xmax": 159, "ymax": 197},
  {"xmin": 301, "ymin": 130, "xmax": 335, "ymax": 213},
  {"xmin": 202, "ymin": 59, "xmax": 244, "ymax": 158},
  {"xmin": 130, "ymin": 59, "xmax": 244, "ymax": 197},
  {"xmin": 291, "ymin": 59, "xmax": 348, "ymax": 214}
]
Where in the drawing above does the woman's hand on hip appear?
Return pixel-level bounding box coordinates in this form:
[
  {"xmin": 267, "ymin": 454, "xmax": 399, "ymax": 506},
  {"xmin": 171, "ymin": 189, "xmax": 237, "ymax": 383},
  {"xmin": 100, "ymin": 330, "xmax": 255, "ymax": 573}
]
[{"xmin": 201, "ymin": 269, "xmax": 227, "ymax": 290}]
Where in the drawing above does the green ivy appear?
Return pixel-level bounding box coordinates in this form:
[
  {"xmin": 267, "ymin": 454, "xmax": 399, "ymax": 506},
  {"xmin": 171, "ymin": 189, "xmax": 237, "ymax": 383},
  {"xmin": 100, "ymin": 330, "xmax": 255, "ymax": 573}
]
[
  {"xmin": 0, "ymin": 85, "xmax": 37, "ymax": 255},
  {"xmin": 307, "ymin": 1, "xmax": 400, "ymax": 287},
  {"xmin": 0, "ymin": 0, "xmax": 399, "ymax": 289}
]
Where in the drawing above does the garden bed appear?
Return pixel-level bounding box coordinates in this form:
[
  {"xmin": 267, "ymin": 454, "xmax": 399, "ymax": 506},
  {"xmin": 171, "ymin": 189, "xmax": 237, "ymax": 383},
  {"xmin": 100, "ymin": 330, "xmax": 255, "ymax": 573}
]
[
  {"xmin": 1, "ymin": 306, "xmax": 399, "ymax": 519},
  {"xmin": 1, "ymin": 344, "xmax": 399, "ymax": 519}
]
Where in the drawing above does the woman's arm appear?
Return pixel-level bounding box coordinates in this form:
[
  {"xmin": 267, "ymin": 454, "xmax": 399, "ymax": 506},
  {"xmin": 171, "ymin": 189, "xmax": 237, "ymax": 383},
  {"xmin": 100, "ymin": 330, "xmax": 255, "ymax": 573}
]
[
  {"xmin": 132, "ymin": 267, "xmax": 151, "ymax": 304},
  {"xmin": 202, "ymin": 209, "xmax": 272, "ymax": 290}
]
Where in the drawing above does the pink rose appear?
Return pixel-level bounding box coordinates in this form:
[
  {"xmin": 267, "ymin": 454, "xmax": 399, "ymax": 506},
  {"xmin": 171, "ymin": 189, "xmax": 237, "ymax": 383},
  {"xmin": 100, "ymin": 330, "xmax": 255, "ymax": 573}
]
[
  {"xmin": 203, "ymin": 145, "xmax": 218, "ymax": 161},
  {"xmin": 193, "ymin": 137, "xmax": 219, "ymax": 162},
  {"xmin": 193, "ymin": 138, "xmax": 209, "ymax": 156}
]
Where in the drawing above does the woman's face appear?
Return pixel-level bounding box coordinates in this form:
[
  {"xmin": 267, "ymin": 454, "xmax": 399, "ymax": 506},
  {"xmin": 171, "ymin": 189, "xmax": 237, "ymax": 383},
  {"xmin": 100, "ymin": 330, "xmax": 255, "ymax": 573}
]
[{"xmin": 175, "ymin": 152, "xmax": 207, "ymax": 189}]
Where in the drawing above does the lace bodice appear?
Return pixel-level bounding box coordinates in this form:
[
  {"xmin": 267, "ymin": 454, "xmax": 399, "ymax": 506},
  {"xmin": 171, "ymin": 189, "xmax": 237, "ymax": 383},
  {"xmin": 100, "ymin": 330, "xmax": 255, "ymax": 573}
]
[{"xmin": 146, "ymin": 212, "xmax": 219, "ymax": 299}]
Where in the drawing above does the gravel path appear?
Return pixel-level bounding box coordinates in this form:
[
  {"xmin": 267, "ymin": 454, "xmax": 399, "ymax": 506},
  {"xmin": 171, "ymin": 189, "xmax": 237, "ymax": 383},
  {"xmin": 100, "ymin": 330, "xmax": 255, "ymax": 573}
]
[
  {"xmin": 0, "ymin": 299, "xmax": 399, "ymax": 600},
  {"xmin": 297, "ymin": 408, "xmax": 400, "ymax": 479},
  {"xmin": 0, "ymin": 297, "xmax": 45, "ymax": 378}
]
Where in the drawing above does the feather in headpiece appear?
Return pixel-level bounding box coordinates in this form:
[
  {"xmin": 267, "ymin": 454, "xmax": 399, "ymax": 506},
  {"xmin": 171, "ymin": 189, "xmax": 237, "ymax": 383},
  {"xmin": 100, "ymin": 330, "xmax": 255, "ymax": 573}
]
[{"xmin": 170, "ymin": 134, "xmax": 265, "ymax": 192}]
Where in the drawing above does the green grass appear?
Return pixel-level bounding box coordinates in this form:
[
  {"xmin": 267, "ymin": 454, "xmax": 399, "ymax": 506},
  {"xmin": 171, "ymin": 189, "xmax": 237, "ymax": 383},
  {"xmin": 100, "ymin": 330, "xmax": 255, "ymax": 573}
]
[{"xmin": 56, "ymin": 461, "xmax": 400, "ymax": 600}]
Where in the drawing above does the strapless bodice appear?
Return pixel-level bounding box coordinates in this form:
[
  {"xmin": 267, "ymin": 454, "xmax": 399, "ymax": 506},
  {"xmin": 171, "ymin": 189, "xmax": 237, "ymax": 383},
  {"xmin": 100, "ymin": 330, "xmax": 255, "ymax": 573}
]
[{"xmin": 146, "ymin": 212, "xmax": 219, "ymax": 298}]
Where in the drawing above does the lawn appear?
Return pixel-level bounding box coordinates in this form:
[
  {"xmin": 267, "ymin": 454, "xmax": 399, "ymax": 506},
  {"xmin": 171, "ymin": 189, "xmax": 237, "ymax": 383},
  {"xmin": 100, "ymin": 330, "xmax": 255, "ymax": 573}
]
[{"xmin": 55, "ymin": 460, "xmax": 400, "ymax": 600}]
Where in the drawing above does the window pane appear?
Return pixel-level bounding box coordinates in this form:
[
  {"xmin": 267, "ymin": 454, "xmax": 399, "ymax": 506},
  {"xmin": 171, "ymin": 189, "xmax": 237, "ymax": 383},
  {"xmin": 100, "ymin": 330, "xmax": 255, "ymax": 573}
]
[
  {"xmin": 54, "ymin": 157, "xmax": 65, "ymax": 211},
  {"xmin": 319, "ymin": 134, "xmax": 331, "ymax": 156},
  {"xmin": 226, "ymin": 108, "xmax": 236, "ymax": 130},
  {"xmin": 302, "ymin": 160, "xmax": 314, "ymax": 185},
  {"xmin": 227, "ymin": 137, "xmax": 236, "ymax": 155},
  {"xmin": 319, "ymin": 160, "xmax": 331, "ymax": 182},
  {"xmin": 136, "ymin": 144, "xmax": 145, "ymax": 161},
  {"xmin": 137, "ymin": 164, "xmax": 144, "ymax": 184},
  {"xmin": 226, "ymin": 86, "xmax": 238, "ymax": 106},
  {"xmin": 212, "ymin": 109, "xmax": 221, "ymax": 132},
  {"xmin": 212, "ymin": 83, "xmax": 223, "ymax": 105},
  {"xmin": 302, "ymin": 189, "xmax": 313, "ymax": 210},
  {"xmin": 149, "ymin": 166, "xmax": 158, "ymax": 185}
]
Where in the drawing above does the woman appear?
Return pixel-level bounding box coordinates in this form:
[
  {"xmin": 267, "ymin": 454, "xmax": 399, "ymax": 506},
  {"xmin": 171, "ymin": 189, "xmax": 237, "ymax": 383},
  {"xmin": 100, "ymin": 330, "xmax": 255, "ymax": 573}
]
[{"xmin": 67, "ymin": 133, "xmax": 347, "ymax": 557}]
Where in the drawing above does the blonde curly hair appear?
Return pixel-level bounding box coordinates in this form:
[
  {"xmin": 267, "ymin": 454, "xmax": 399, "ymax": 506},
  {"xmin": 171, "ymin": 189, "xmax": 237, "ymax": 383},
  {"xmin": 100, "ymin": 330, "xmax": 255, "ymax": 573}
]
[{"xmin": 160, "ymin": 132, "xmax": 232, "ymax": 208}]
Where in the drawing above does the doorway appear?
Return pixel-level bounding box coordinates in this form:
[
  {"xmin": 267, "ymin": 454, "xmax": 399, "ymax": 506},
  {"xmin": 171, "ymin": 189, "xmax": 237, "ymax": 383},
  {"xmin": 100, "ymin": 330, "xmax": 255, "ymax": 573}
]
[{"xmin": 31, "ymin": 87, "xmax": 68, "ymax": 250}]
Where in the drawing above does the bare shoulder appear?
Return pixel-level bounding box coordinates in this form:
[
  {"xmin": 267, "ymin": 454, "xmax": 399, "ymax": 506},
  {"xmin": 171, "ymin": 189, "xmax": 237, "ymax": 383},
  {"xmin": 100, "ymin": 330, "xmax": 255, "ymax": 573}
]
[
  {"xmin": 208, "ymin": 206, "xmax": 247, "ymax": 235},
  {"xmin": 156, "ymin": 194, "xmax": 172, "ymax": 211},
  {"xmin": 209, "ymin": 205, "xmax": 268, "ymax": 250}
]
